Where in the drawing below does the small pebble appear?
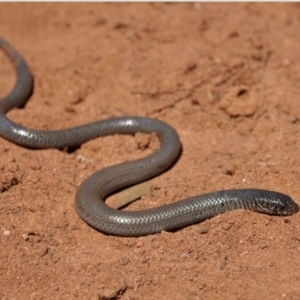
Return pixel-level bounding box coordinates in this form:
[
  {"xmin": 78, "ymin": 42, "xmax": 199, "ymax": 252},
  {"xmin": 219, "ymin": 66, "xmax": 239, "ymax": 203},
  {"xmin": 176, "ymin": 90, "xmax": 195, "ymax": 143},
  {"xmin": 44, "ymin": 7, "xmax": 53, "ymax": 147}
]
[
  {"xmin": 3, "ymin": 230, "xmax": 11, "ymax": 236},
  {"xmin": 180, "ymin": 252, "xmax": 189, "ymax": 259},
  {"xmin": 136, "ymin": 241, "xmax": 143, "ymax": 247},
  {"xmin": 222, "ymin": 222, "xmax": 232, "ymax": 231},
  {"xmin": 199, "ymin": 225, "xmax": 209, "ymax": 234},
  {"xmin": 22, "ymin": 234, "xmax": 29, "ymax": 241},
  {"xmin": 77, "ymin": 154, "xmax": 86, "ymax": 163}
]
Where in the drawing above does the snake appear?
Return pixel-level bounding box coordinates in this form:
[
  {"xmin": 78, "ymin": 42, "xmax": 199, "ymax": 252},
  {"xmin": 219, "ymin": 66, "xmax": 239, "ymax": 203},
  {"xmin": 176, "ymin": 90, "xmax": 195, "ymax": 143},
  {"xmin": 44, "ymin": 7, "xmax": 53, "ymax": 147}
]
[{"xmin": 0, "ymin": 38, "xmax": 298, "ymax": 236}]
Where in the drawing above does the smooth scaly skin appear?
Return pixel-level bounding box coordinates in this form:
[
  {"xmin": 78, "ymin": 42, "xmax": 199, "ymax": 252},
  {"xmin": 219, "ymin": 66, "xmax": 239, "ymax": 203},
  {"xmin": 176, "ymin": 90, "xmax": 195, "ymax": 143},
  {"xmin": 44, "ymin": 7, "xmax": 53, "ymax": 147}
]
[{"xmin": 0, "ymin": 38, "xmax": 298, "ymax": 236}]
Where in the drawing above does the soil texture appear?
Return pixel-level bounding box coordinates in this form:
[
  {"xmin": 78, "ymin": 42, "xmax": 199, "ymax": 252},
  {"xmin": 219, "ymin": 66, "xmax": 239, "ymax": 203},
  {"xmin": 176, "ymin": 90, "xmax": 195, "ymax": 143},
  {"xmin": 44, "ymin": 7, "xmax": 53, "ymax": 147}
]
[{"xmin": 1, "ymin": 3, "xmax": 300, "ymax": 300}]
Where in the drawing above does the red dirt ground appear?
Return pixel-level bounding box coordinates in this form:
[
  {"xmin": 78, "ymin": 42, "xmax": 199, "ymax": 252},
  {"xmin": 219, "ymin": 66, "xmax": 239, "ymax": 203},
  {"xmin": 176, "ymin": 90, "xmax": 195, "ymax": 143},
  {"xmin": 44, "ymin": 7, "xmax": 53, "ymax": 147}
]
[{"xmin": 1, "ymin": 3, "xmax": 300, "ymax": 300}]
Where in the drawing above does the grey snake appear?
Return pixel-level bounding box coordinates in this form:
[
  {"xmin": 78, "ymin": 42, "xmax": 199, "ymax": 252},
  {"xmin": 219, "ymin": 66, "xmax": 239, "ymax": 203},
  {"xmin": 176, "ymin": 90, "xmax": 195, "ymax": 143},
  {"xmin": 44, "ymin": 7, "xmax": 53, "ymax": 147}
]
[{"xmin": 0, "ymin": 38, "xmax": 298, "ymax": 236}]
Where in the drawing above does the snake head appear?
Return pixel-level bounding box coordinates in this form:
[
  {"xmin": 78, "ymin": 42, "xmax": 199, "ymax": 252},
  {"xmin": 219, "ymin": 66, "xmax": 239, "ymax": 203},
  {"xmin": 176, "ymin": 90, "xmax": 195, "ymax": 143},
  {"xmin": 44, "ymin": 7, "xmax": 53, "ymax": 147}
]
[
  {"xmin": 278, "ymin": 195, "xmax": 299, "ymax": 216},
  {"xmin": 264, "ymin": 192, "xmax": 299, "ymax": 216}
]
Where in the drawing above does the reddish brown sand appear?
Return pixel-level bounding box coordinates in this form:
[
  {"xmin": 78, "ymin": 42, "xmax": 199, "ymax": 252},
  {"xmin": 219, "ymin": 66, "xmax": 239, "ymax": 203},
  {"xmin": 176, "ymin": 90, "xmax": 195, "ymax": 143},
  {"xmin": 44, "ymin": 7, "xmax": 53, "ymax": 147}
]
[{"xmin": 1, "ymin": 3, "xmax": 300, "ymax": 300}]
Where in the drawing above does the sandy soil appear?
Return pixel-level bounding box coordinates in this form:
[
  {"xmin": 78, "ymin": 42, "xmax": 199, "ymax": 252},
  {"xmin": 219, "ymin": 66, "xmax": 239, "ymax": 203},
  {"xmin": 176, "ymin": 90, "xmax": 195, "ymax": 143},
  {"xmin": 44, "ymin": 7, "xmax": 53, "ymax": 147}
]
[{"xmin": 1, "ymin": 3, "xmax": 300, "ymax": 300}]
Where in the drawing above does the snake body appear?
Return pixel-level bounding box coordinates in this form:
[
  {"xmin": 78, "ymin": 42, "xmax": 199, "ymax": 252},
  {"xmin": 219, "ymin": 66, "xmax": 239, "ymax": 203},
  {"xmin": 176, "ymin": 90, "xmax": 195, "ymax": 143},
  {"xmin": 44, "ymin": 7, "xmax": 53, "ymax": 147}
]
[{"xmin": 0, "ymin": 38, "xmax": 298, "ymax": 236}]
